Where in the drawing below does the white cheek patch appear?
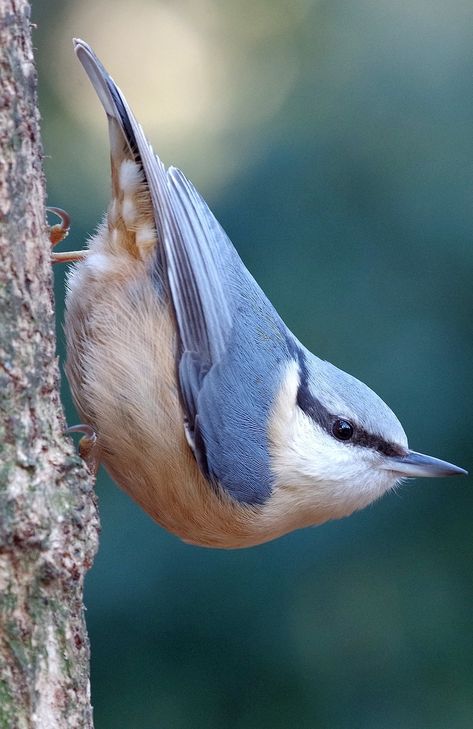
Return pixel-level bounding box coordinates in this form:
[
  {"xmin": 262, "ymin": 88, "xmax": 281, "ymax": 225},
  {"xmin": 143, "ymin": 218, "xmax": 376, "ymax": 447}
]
[
  {"xmin": 268, "ymin": 360, "xmax": 355, "ymax": 483},
  {"xmin": 267, "ymin": 361, "xmax": 302, "ymax": 478}
]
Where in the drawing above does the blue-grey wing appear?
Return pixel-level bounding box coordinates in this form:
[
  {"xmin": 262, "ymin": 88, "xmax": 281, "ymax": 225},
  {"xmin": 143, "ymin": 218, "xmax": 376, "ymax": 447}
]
[
  {"xmin": 75, "ymin": 39, "xmax": 294, "ymax": 503},
  {"xmin": 166, "ymin": 170, "xmax": 294, "ymax": 503}
]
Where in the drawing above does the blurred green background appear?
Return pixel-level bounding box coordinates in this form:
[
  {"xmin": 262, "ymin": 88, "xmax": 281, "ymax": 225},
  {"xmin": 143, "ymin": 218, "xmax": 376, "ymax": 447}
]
[{"xmin": 33, "ymin": 1, "xmax": 472, "ymax": 727}]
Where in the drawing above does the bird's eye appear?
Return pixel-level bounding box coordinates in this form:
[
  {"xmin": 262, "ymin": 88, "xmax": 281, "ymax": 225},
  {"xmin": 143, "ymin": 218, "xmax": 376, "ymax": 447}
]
[{"xmin": 332, "ymin": 418, "xmax": 354, "ymax": 441}]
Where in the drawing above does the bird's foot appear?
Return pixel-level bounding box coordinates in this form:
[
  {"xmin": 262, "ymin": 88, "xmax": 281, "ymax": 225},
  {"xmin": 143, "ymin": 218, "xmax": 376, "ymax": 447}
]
[
  {"xmin": 66, "ymin": 424, "xmax": 99, "ymax": 474},
  {"xmin": 47, "ymin": 207, "xmax": 88, "ymax": 263}
]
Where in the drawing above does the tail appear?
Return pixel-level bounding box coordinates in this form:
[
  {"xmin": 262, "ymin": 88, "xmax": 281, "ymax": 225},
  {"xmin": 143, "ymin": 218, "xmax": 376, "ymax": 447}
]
[
  {"xmin": 74, "ymin": 39, "xmax": 170, "ymax": 252},
  {"xmin": 74, "ymin": 39, "xmax": 140, "ymax": 165}
]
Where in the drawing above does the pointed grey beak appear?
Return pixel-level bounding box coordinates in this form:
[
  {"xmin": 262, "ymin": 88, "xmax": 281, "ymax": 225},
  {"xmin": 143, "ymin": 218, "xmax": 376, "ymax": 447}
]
[{"xmin": 385, "ymin": 450, "xmax": 468, "ymax": 478}]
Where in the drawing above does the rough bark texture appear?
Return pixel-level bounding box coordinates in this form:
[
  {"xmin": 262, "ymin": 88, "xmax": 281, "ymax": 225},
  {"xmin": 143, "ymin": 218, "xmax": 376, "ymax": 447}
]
[{"xmin": 0, "ymin": 2, "xmax": 99, "ymax": 727}]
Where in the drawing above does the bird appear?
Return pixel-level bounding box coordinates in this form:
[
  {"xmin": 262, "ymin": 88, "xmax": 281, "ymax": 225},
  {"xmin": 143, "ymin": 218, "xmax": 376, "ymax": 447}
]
[{"xmin": 55, "ymin": 39, "xmax": 467, "ymax": 549}]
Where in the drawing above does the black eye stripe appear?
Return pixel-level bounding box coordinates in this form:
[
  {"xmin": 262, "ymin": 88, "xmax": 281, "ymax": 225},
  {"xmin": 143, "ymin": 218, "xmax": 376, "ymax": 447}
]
[
  {"xmin": 297, "ymin": 385, "xmax": 403, "ymax": 456},
  {"xmin": 292, "ymin": 349, "xmax": 404, "ymax": 458}
]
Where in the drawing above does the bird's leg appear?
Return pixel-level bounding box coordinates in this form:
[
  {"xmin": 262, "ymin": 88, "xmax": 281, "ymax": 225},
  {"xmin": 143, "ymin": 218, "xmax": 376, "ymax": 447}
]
[
  {"xmin": 47, "ymin": 207, "xmax": 88, "ymax": 263},
  {"xmin": 65, "ymin": 424, "xmax": 100, "ymax": 474}
]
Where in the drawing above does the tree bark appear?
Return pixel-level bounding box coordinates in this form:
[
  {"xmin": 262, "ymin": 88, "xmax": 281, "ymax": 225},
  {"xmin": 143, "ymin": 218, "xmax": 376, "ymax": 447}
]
[{"xmin": 0, "ymin": 2, "xmax": 99, "ymax": 727}]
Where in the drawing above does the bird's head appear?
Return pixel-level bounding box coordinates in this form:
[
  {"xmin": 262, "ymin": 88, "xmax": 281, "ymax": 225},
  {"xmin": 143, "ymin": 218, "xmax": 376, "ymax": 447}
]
[{"xmin": 268, "ymin": 350, "xmax": 466, "ymax": 523}]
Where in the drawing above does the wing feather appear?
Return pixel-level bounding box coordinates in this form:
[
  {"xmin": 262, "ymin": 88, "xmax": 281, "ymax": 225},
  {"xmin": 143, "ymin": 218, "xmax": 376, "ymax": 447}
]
[
  {"xmin": 75, "ymin": 40, "xmax": 236, "ymax": 446},
  {"xmin": 166, "ymin": 167, "xmax": 232, "ymax": 362}
]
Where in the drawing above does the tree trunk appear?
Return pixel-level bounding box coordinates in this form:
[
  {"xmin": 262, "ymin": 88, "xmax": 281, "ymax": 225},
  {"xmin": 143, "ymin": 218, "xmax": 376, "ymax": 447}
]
[{"xmin": 0, "ymin": 2, "xmax": 99, "ymax": 727}]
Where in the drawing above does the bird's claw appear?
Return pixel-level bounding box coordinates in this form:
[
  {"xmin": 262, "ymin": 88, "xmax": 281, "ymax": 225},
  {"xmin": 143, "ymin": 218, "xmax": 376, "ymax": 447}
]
[
  {"xmin": 66, "ymin": 424, "xmax": 99, "ymax": 474},
  {"xmin": 47, "ymin": 206, "xmax": 88, "ymax": 264},
  {"xmin": 47, "ymin": 206, "xmax": 70, "ymax": 245}
]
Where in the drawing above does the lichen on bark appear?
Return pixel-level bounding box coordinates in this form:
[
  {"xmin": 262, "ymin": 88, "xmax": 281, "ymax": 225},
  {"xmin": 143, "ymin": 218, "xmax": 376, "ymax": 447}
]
[{"xmin": 0, "ymin": 2, "xmax": 99, "ymax": 727}]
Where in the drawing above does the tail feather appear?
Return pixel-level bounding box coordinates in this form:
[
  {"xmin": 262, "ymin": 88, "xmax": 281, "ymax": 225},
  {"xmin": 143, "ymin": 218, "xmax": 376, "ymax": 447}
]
[{"xmin": 74, "ymin": 38, "xmax": 171, "ymax": 252}]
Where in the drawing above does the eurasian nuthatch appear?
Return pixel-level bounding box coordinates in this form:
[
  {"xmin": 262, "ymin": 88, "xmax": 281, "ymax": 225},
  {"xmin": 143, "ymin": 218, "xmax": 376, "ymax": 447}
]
[{"xmin": 56, "ymin": 40, "xmax": 467, "ymax": 548}]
